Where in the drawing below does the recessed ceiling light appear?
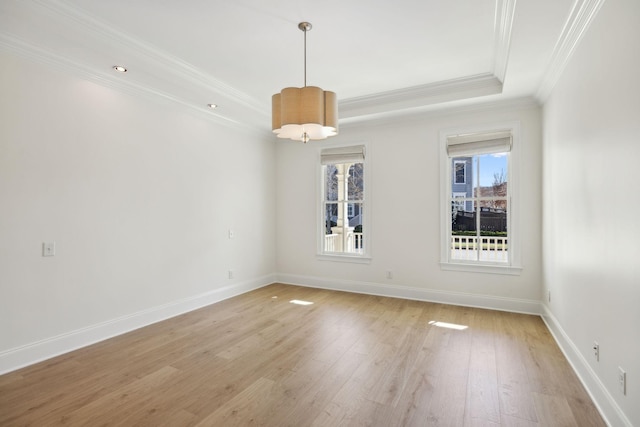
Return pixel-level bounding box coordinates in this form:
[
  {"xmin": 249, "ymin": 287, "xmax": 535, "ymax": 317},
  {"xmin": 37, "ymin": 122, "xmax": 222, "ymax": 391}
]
[
  {"xmin": 113, "ymin": 65, "xmax": 127, "ymax": 73},
  {"xmin": 207, "ymin": 104, "xmax": 218, "ymax": 109}
]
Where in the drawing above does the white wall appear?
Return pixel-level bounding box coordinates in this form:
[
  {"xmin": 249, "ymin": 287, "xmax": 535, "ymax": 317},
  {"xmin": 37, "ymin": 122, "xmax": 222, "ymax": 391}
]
[
  {"xmin": 276, "ymin": 103, "xmax": 542, "ymax": 312},
  {"xmin": 542, "ymin": 0, "xmax": 640, "ymax": 425},
  {"xmin": 0, "ymin": 52, "xmax": 276, "ymax": 372}
]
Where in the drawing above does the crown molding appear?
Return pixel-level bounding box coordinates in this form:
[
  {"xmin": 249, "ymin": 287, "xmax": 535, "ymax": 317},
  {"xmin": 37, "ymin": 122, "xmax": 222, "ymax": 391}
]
[
  {"xmin": 340, "ymin": 74, "xmax": 503, "ymax": 120},
  {"xmin": 493, "ymin": 0, "xmax": 517, "ymax": 83},
  {"xmin": 339, "ymin": 96, "xmax": 539, "ymax": 128},
  {"xmin": 27, "ymin": 0, "xmax": 268, "ymax": 118},
  {"xmin": 535, "ymin": 0, "xmax": 606, "ymax": 102},
  {"xmin": 1, "ymin": 0, "xmax": 533, "ymax": 131},
  {"xmin": 10, "ymin": 0, "xmax": 269, "ymax": 130},
  {"xmin": 339, "ymin": 0, "xmax": 516, "ymax": 119},
  {"xmin": 0, "ymin": 33, "xmax": 267, "ymax": 134}
]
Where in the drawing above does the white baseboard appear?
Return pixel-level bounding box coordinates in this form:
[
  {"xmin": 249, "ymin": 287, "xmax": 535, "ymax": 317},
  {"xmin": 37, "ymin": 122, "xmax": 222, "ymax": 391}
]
[
  {"xmin": 279, "ymin": 274, "xmax": 632, "ymax": 425},
  {"xmin": 0, "ymin": 275, "xmax": 275, "ymax": 375},
  {"xmin": 276, "ymin": 273, "xmax": 542, "ymax": 315},
  {"xmin": 541, "ymin": 306, "xmax": 632, "ymax": 427},
  {"xmin": 3, "ymin": 274, "xmax": 629, "ymax": 426}
]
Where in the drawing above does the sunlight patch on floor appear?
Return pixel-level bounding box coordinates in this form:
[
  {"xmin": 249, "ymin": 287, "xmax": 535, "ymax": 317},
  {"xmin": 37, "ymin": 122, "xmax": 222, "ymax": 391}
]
[
  {"xmin": 428, "ymin": 320, "xmax": 468, "ymax": 330},
  {"xmin": 290, "ymin": 299, "xmax": 314, "ymax": 306}
]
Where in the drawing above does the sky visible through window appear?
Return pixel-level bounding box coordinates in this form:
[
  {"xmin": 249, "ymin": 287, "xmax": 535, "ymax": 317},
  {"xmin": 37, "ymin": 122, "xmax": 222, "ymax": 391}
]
[{"xmin": 475, "ymin": 153, "xmax": 507, "ymax": 188}]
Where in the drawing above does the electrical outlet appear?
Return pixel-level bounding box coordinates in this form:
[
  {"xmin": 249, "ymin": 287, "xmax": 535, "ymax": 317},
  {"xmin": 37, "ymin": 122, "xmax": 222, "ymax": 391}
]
[
  {"xmin": 386, "ymin": 270, "xmax": 393, "ymax": 279},
  {"xmin": 228, "ymin": 270, "xmax": 234, "ymax": 279},
  {"xmin": 548, "ymin": 290, "xmax": 551, "ymax": 303},
  {"xmin": 593, "ymin": 342, "xmax": 599, "ymax": 362},
  {"xmin": 618, "ymin": 367, "xmax": 626, "ymax": 395}
]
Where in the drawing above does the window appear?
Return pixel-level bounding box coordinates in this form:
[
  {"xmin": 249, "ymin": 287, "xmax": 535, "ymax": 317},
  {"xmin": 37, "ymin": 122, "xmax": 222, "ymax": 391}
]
[
  {"xmin": 452, "ymin": 192, "xmax": 468, "ymax": 213},
  {"xmin": 319, "ymin": 145, "xmax": 368, "ymax": 260},
  {"xmin": 440, "ymin": 127, "xmax": 521, "ymax": 274},
  {"xmin": 454, "ymin": 160, "xmax": 466, "ymax": 184}
]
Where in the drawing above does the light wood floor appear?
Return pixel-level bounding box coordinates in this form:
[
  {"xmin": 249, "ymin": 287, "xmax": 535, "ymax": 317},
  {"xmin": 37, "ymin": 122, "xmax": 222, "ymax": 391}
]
[{"xmin": 0, "ymin": 284, "xmax": 605, "ymax": 426}]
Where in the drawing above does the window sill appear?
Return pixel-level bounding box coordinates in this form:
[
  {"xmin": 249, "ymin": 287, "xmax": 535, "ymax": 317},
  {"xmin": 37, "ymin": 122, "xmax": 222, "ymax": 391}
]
[
  {"xmin": 317, "ymin": 253, "xmax": 372, "ymax": 264},
  {"xmin": 440, "ymin": 261, "xmax": 522, "ymax": 275}
]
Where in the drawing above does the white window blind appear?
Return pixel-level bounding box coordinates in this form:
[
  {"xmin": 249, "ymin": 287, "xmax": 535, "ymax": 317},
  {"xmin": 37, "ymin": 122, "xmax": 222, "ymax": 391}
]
[
  {"xmin": 446, "ymin": 130, "xmax": 512, "ymax": 157},
  {"xmin": 321, "ymin": 145, "xmax": 365, "ymax": 165}
]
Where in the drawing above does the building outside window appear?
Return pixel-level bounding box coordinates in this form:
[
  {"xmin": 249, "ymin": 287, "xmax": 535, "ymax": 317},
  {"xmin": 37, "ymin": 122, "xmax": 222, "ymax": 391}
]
[{"xmin": 454, "ymin": 160, "xmax": 467, "ymax": 184}]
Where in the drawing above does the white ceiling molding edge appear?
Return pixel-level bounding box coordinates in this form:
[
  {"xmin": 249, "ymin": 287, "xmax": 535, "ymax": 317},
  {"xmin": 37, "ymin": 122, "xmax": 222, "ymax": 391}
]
[
  {"xmin": 1, "ymin": 0, "xmax": 544, "ymax": 133},
  {"xmin": 493, "ymin": 0, "xmax": 517, "ymax": 83},
  {"xmin": 339, "ymin": 96, "xmax": 540, "ymax": 129},
  {"xmin": 30, "ymin": 0, "xmax": 268, "ymax": 117},
  {"xmin": 0, "ymin": 33, "xmax": 262, "ymax": 133},
  {"xmin": 340, "ymin": 74, "xmax": 503, "ymax": 121},
  {"xmin": 535, "ymin": 0, "xmax": 606, "ymax": 102},
  {"xmin": 340, "ymin": 0, "xmax": 517, "ymax": 124}
]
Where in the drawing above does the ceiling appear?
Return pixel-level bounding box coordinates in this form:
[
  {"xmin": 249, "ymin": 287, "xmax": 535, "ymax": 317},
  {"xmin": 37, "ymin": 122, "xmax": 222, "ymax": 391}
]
[{"xmin": 0, "ymin": 0, "xmax": 599, "ymax": 133}]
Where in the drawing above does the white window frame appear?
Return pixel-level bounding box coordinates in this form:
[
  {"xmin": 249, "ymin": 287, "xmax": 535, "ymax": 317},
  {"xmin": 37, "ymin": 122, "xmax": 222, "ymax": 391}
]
[
  {"xmin": 317, "ymin": 142, "xmax": 371, "ymax": 263},
  {"xmin": 439, "ymin": 123, "xmax": 522, "ymax": 275}
]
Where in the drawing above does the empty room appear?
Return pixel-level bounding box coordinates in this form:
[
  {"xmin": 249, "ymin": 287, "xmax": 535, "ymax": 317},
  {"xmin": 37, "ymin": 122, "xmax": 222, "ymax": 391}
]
[{"xmin": 0, "ymin": 0, "xmax": 638, "ymax": 426}]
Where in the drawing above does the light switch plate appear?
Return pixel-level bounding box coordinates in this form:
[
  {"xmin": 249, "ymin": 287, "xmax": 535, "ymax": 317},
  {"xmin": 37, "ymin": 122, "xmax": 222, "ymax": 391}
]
[{"xmin": 43, "ymin": 242, "xmax": 56, "ymax": 257}]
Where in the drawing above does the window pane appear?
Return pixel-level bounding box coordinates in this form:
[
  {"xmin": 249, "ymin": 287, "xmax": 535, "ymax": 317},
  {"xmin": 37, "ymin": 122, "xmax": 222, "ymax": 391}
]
[
  {"xmin": 452, "ymin": 192, "xmax": 471, "ymax": 213},
  {"xmin": 323, "ymin": 201, "xmax": 364, "ymax": 254},
  {"xmin": 351, "ymin": 203, "xmax": 364, "ymax": 253},
  {"xmin": 477, "ymin": 153, "xmax": 508, "ymax": 197},
  {"xmin": 347, "ymin": 163, "xmax": 364, "ymax": 201},
  {"xmin": 452, "ymin": 158, "xmax": 472, "ymax": 216},
  {"xmin": 324, "ymin": 203, "xmax": 337, "ymax": 234},
  {"xmin": 349, "ymin": 203, "xmax": 363, "ymax": 228},
  {"xmin": 454, "ymin": 161, "xmax": 466, "ymax": 184},
  {"xmin": 478, "ymin": 200, "xmax": 508, "ymax": 262},
  {"xmin": 451, "ymin": 205, "xmax": 477, "ymax": 261},
  {"xmin": 325, "ymin": 165, "xmax": 338, "ymax": 201}
]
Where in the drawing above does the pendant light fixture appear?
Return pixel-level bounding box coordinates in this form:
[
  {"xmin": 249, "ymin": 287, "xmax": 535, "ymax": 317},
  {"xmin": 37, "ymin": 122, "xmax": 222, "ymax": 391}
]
[{"xmin": 272, "ymin": 22, "xmax": 338, "ymax": 143}]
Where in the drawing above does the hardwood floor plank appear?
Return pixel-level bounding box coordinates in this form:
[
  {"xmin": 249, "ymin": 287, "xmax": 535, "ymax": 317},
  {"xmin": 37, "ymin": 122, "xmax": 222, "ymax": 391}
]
[
  {"xmin": 566, "ymin": 395, "xmax": 608, "ymax": 427},
  {"xmin": 494, "ymin": 312, "xmax": 540, "ymax": 423},
  {"xmin": 0, "ymin": 284, "xmax": 605, "ymax": 426},
  {"xmin": 369, "ymin": 323, "xmax": 429, "ymax": 407},
  {"xmin": 50, "ymin": 365, "xmax": 179, "ymax": 426},
  {"xmin": 384, "ymin": 371, "xmax": 438, "ymax": 427},
  {"xmin": 194, "ymin": 377, "xmax": 276, "ymax": 426},
  {"xmin": 273, "ymin": 347, "xmax": 368, "ymax": 426},
  {"xmin": 425, "ymin": 346, "xmax": 470, "ymax": 426},
  {"xmin": 464, "ymin": 310, "xmax": 500, "ymax": 426},
  {"xmin": 500, "ymin": 413, "xmax": 540, "ymax": 426},
  {"xmin": 531, "ymin": 392, "xmax": 579, "ymax": 427}
]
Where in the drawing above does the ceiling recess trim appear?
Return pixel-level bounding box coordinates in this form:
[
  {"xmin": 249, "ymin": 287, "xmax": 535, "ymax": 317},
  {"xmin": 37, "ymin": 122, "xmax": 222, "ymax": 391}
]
[
  {"xmin": 30, "ymin": 0, "xmax": 267, "ymax": 117},
  {"xmin": 1, "ymin": 0, "xmax": 542, "ymax": 131},
  {"xmin": 0, "ymin": 33, "xmax": 259, "ymax": 132},
  {"xmin": 493, "ymin": 0, "xmax": 517, "ymax": 83},
  {"xmin": 340, "ymin": 0, "xmax": 515, "ymax": 123},
  {"xmin": 535, "ymin": 0, "xmax": 606, "ymax": 102},
  {"xmin": 340, "ymin": 74, "xmax": 503, "ymax": 121},
  {"xmin": 339, "ymin": 96, "xmax": 540, "ymax": 129}
]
